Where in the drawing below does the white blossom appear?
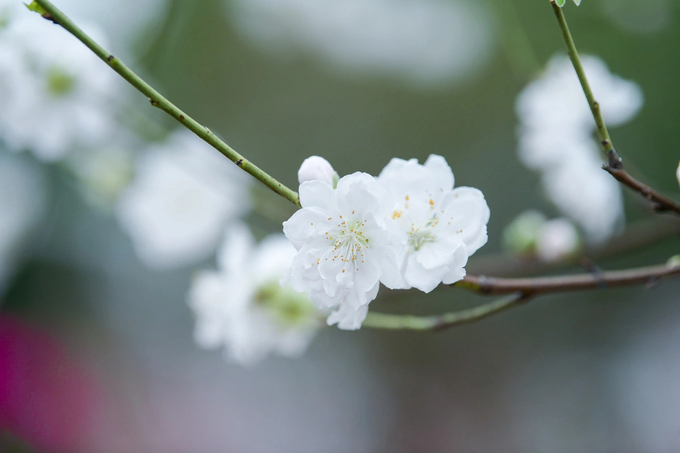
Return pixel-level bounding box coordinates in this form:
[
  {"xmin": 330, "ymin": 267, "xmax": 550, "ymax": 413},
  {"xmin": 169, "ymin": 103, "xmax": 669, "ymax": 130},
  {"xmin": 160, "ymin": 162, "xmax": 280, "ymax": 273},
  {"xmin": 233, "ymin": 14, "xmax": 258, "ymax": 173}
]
[
  {"xmin": 676, "ymin": 160, "xmax": 679, "ymax": 188},
  {"xmin": 516, "ymin": 54, "xmax": 643, "ymax": 132},
  {"xmin": 0, "ymin": 152, "xmax": 46, "ymax": 295},
  {"xmin": 0, "ymin": 15, "xmax": 119, "ymax": 161},
  {"xmin": 515, "ymin": 54, "xmax": 642, "ymax": 244},
  {"xmin": 226, "ymin": 0, "xmax": 494, "ymax": 87},
  {"xmin": 116, "ymin": 130, "xmax": 250, "ymax": 270},
  {"xmin": 377, "ymin": 155, "xmax": 489, "ymax": 292},
  {"xmin": 298, "ymin": 155, "xmax": 339, "ymax": 186},
  {"xmin": 541, "ymin": 147, "xmax": 624, "ymax": 244},
  {"xmin": 283, "ymin": 172, "xmax": 406, "ymax": 330},
  {"xmin": 188, "ymin": 223, "xmax": 320, "ymax": 366},
  {"xmin": 536, "ymin": 218, "xmax": 581, "ymax": 263}
]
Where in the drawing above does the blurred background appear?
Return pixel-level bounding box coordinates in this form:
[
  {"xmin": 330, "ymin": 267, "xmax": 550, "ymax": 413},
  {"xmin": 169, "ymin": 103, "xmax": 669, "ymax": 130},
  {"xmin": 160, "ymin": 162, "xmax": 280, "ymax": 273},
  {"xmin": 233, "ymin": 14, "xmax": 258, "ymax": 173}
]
[{"xmin": 1, "ymin": 0, "xmax": 680, "ymax": 451}]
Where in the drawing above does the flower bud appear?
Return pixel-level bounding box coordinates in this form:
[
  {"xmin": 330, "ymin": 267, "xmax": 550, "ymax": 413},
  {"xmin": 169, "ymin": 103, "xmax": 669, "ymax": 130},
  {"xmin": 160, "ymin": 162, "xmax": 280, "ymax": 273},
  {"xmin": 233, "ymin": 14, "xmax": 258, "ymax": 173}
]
[
  {"xmin": 298, "ymin": 156, "xmax": 339, "ymax": 187},
  {"xmin": 502, "ymin": 210, "xmax": 546, "ymax": 254},
  {"xmin": 536, "ymin": 218, "xmax": 581, "ymax": 263}
]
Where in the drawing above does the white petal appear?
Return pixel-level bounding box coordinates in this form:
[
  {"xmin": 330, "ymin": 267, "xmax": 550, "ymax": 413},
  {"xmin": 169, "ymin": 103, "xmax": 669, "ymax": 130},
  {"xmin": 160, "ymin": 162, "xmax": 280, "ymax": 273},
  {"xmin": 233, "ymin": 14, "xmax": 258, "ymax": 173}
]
[
  {"xmin": 299, "ymin": 179, "xmax": 335, "ymax": 209},
  {"xmin": 327, "ymin": 303, "xmax": 369, "ymax": 331},
  {"xmin": 404, "ymin": 254, "xmax": 448, "ymax": 293},
  {"xmin": 442, "ymin": 246, "xmax": 469, "ymax": 284},
  {"xmin": 424, "ymin": 154, "xmax": 454, "ymax": 191},
  {"xmin": 440, "ymin": 187, "xmax": 490, "ymax": 255}
]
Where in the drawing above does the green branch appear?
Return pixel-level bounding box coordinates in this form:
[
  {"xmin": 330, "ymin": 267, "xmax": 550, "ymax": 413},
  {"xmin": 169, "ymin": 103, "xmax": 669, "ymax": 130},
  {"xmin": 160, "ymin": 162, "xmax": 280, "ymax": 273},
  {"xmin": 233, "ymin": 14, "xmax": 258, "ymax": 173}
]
[
  {"xmin": 363, "ymin": 293, "xmax": 528, "ymax": 331},
  {"xmin": 550, "ymin": 0, "xmax": 618, "ymax": 164},
  {"xmin": 550, "ymin": 1, "xmax": 680, "ymax": 216},
  {"xmin": 28, "ymin": 0, "xmax": 301, "ymax": 207}
]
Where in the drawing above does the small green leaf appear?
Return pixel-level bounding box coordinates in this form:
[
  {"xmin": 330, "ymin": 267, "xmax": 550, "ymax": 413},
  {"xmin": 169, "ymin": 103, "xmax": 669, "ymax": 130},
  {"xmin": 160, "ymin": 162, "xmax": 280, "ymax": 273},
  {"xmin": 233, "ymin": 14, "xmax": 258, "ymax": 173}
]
[
  {"xmin": 555, "ymin": 0, "xmax": 566, "ymax": 6},
  {"xmin": 24, "ymin": 1, "xmax": 47, "ymax": 15}
]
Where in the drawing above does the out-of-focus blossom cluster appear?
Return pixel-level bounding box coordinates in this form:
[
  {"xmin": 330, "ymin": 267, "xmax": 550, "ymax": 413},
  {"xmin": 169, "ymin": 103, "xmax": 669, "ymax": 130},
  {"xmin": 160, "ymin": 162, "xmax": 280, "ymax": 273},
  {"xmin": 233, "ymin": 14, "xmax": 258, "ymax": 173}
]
[
  {"xmin": 0, "ymin": 10, "xmax": 119, "ymax": 162},
  {"xmin": 188, "ymin": 223, "xmax": 321, "ymax": 366},
  {"xmin": 283, "ymin": 155, "xmax": 490, "ymax": 330},
  {"xmin": 226, "ymin": 0, "xmax": 494, "ymax": 88},
  {"xmin": 116, "ymin": 130, "xmax": 251, "ymax": 270},
  {"xmin": 503, "ymin": 210, "xmax": 581, "ymax": 263},
  {"xmin": 515, "ymin": 54, "xmax": 643, "ymax": 244}
]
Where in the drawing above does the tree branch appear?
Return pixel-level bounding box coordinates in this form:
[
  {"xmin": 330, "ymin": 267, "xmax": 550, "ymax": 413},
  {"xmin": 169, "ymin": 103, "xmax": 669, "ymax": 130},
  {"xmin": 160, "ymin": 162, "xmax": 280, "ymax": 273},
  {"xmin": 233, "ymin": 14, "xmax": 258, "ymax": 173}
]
[
  {"xmin": 366, "ymin": 260, "xmax": 680, "ymax": 331},
  {"xmin": 456, "ymin": 261, "xmax": 680, "ymax": 295},
  {"xmin": 363, "ymin": 293, "xmax": 529, "ymax": 331},
  {"xmin": 550, "ymin": 0, "xmax": 680, "ymax": 216},
  {"xmin": 28, "ymin": 0, "xmax": 301, "ymax": 207},
  {"xmin": 603, "ymin": 166, "xmax": 680, "ymax": 214}
]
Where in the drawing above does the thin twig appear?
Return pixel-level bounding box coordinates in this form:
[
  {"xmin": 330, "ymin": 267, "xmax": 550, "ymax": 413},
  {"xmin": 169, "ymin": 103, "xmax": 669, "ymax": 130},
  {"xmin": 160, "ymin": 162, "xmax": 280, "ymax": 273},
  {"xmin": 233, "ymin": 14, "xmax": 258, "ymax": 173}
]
[
  {"xmin": 550, "ymin": 1, "xmax": 680, "ymax": 216},
  {"xmin": 363, "ymin": 293, "xmax": 529, "ymax": 331},
  {"xmin": 456, "ymin": 261, "xmax": 680, "ymax": 295},
  {"xmin": 29, "ymin": 0, "xmax": 301, "ymax": 207},
  {"xmin": 366, "ymin": 260, "xmax": 680, "ymax": 331},
  {"xmin": 603, "ymin": 166, "xmax": 680, "ymax": 214}
]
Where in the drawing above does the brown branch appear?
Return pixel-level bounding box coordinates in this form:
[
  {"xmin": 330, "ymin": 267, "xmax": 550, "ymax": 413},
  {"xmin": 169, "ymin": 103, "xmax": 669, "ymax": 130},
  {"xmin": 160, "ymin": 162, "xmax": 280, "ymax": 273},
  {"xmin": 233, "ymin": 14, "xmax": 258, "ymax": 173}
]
[
  {"xmin": 603, "ymin": 165, "xmax": 680, "ymax": 215},
  {"xmin": 367, "ymin": 259, "xmax": 680, "ymax": 331},
  {"xmin": 456, "ymin": 261, "xmax": 680, "ymax": 296}
]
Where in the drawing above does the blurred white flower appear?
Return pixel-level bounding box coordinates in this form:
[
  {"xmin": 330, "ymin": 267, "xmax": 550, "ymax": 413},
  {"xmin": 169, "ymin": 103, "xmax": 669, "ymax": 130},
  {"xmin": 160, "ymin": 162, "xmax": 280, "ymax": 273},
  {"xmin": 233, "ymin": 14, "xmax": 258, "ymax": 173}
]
[
  {"xmin": 516, "ymin": 54, "xmax": 643, "ymax": 132},
  {"xmin": 0, "ymin": 152, "xmax": 47, "ymax": 295},
  {"xmin": 535, "ymin": 218, "xmax": 581, "ymax": 263},
  {"xmin": 283, "ymin": 172, "xmax": 405, "ymax": 330},
  {"xmin": 541, "ymin": 150, "xmax": 624, "ymax": 244},
  {"xmin": 676, "ymin": 160, "xmax": 679, "ymax": 188},
  {"xmin": 0, "ymin": 15, "xmax": 119, "ymax": 161},
  {"xmin": 515, "ymin": 54, "xmax": 642, "ymax": 244},
  {"xmin": 377, "ymin": 155, "xmax": 489, "ymax": 292},
  {"xmin": 298, "ymin": 155, "xmax": 338, "ymax": 186},
  {"xmin": 116, "ymin": 130, "xmax": 251, "ymax": 270},
  {"xmin": 188, "ymin": 224, "xmax": 320, "ymax": 366},
  {"xmin": 227, "ymin": 0, "xmax": 494, "ymax": 87}
]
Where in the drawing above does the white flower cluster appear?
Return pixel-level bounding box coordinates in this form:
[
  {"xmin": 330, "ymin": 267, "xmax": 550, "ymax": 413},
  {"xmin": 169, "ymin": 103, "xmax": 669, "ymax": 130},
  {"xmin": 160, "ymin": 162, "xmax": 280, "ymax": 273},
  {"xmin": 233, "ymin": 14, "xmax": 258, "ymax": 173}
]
[
  {"xmin": 516, "ymin": 54, "xmax": 643, "ymax": 244},
  {"xmin": 116, "ymin": 130, "xmax": 251, "ymax": 270},
  {"xmin": 284, "ymin": 155, "xmax": 490, "ymax": 330},
  {"xmin": 188, "ymin": 223, "xmax": 321, "ymax": 366},
  {"xmin": 0, "ymin": 11, "xmax": 119, "ymax": 162}
]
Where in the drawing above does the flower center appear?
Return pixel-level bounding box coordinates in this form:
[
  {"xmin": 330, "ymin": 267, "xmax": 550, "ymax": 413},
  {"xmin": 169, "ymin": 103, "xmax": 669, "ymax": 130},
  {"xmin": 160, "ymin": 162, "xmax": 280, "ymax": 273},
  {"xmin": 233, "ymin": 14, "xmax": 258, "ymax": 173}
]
[
  {"xmin": 254, "ymin": 281, "xmax": 316, "ymax": 327},
  {"xmin": 325, "ymin": 214, "xmax": 369, "ymax": 271},
  {"xmin": 407, "ymin": 215, "xmax": 439, "ymax": 251}
]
